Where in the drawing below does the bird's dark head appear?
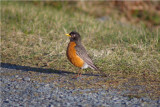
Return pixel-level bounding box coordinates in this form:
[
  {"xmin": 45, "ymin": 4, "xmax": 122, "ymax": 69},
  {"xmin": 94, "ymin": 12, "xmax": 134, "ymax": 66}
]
[{"xmin": 66, "ymin": 31, "xmax": 81, "ymax": 42}]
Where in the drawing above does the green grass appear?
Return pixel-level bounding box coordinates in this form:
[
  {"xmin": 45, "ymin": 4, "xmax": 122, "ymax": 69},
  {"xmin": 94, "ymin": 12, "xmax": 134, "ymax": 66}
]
[{"xmin": 1, "ymin": 2, "xmax": 160, "ymax": 98}]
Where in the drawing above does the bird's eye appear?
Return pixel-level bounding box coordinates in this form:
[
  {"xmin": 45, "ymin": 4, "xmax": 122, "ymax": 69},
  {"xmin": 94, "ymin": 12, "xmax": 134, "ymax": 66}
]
[{"xmin": 72, "ymin": 34, "xmax": 76, "ymax": 38}]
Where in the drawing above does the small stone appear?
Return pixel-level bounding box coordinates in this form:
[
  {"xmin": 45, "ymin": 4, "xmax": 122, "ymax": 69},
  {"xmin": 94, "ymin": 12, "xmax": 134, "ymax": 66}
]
[
  {"xmin": 141, "ymin": 102, "xmax": 148, "ymax": 106},
  {"xmin": 112, "ymin": 103, "xmax": 122, "ymax": 107},
  {"xmin": 23, "ymin": 77, "xmax": 30, "ymax": 81},
  {"xmin": 121, "ymin": 100, "xmax": 126, "ymax": 105},
  {"xmin": 17, "ymin": 77, "xmax": 22, "ymax": 80},
  {"xmin": 113, "ymin": 97, "xmax": 119, "ymax": 101},
  {"xmin": 66, "ymin": 102, "xmax": 70, "ymax": 106},
  {"xmin": 45, "ymin": 84, "xmax": 50, "ymax": 87},
  {"xmin": 48, "ymin": 105, "xmax": 54, "ymax": 107},
  {"xmin": 3, "ymin": 100, "xmax": 9, "ymax": 103},
  {"xmin": 15, "ymin": 75, "xmax": 19, "ymax": 78},
  {"xmin": 102, "ymin": 104, "xmax": 110, "ymax": 107},
  {"xmin": 15, "ymin": 84, "xmax": 19, "ymax": 88},
  {"xmin": 57, "ymin": 103, "xmax": 61, "ymax": 107},
  {"xmin": 49, "ymin": 84, "xmax": 54, "ymax": 88}
]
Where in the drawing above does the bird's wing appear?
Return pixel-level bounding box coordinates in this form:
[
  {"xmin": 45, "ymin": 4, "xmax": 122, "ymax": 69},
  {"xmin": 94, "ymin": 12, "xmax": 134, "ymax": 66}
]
[{"xmin": 75, "ymin": 44, "xmax": 99, "ymax": 71}]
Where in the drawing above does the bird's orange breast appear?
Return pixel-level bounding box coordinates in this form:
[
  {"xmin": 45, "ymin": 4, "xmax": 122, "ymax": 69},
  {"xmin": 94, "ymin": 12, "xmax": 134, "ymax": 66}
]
[{"xmin": 67, "ymin": 42, "xmax": 84, "ymax": 68}]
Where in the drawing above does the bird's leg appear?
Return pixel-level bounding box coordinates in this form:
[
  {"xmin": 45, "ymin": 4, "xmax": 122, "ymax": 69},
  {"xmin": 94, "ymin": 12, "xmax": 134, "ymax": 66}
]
[
  {"xmin": 78, "ymin": 70, "xmax": 82, "ymax": 77},
  {"xmin": 78, "ymin": 68, "xmax": 83, "ymax": 77},
  {"xmin": 73, "ymin": 68, "xmax": 82, "ymax": 79},
  {"xmin": 76, "ymin": 69, "xmax": 81, "ymax": 78}
]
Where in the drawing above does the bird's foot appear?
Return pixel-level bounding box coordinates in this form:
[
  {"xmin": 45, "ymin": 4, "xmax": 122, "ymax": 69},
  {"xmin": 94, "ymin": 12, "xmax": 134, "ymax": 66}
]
[{"xmin": 72, "ymin": 73, "xmax": 82, "ymax": 79}]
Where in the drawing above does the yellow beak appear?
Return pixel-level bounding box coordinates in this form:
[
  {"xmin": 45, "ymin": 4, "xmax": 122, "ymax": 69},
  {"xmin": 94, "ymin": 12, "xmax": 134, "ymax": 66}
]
[{"xmin": 65, "ymin": 34, "xmax": 71, "ymax": 37}]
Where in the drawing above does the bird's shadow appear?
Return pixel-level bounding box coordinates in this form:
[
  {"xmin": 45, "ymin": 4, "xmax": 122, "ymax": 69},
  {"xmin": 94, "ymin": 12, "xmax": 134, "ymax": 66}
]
[{"xmin": 1, "ymin": 63, "xmax": 99, "ymax": 77}]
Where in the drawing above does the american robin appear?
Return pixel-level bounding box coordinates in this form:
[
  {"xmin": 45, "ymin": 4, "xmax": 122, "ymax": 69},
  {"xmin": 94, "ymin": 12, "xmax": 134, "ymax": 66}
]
[{"xmin": 65, "ymin": 31, "xmax": 100, "ymax": 78}]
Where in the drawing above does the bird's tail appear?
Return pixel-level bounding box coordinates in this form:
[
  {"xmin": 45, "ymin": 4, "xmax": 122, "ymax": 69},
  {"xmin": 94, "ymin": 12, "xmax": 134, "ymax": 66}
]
[
  {"xmin": 89, "ymin": 64, "xmax": 100, "ymax": 71},
  {"xmin": 89, "ymin": 64, "xmax": 107, "ymax": 77}
]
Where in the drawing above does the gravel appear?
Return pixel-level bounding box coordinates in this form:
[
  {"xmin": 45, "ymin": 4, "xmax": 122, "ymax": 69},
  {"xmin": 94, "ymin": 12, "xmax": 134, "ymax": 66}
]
[{"xmin": 1, "ymin": 66, "xmax": 160, "ymax": 107}]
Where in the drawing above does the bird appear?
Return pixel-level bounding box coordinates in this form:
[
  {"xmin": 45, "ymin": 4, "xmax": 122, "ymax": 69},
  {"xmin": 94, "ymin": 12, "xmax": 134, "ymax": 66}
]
[{"xmin": 65, "ymin": 31, "xmax": 100, "ymax": 78}]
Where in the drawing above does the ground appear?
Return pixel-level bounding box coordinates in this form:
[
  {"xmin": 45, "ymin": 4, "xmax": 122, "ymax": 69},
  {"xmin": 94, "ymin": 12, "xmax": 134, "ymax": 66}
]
[{"xmin": 1, "ymin": 64, "xmax": 160, "ymax": 106}]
